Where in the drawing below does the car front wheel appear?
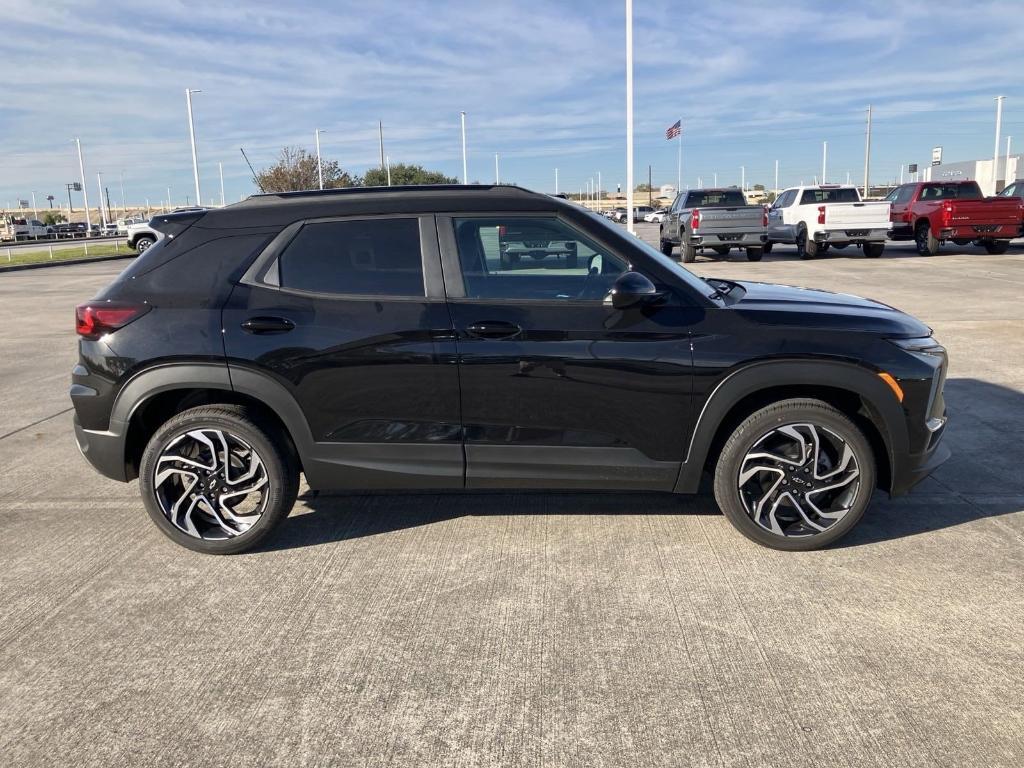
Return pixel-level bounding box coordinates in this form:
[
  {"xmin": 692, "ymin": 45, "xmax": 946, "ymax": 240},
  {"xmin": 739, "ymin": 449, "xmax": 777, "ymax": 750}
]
[
  {"xmin": 713, "ymin": 399, "xmax": 875, "ymax": 551},
  {"xmin": 139, "ymin": 405, "xmax": 299, "ymax": 554}
]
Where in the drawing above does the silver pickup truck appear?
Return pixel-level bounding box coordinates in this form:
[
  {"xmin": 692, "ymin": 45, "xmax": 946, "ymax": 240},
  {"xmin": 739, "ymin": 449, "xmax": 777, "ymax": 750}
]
[{"xmin": 659, "ymin": 188, "xmax": 767, "ymax": 262}]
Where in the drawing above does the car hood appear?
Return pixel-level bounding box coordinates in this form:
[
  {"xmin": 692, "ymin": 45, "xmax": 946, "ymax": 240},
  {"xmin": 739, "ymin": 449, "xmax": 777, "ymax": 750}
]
[{"xmin": 726, "ymin": 280, "xmax": 931, "ymax": 336}]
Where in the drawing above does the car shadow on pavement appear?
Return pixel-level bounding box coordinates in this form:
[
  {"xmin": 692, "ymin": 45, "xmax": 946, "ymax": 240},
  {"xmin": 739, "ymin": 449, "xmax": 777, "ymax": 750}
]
[{"xmin": 258, "ymin": 377, "xmax": 1022, "ymax": 553}]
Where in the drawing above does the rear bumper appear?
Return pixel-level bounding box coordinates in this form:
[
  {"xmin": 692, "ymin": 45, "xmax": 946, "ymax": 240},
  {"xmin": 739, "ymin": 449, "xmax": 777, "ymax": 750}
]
[
  {"xmin": 938, "ymin": 224, "xmax": 1016, "ymax": 240},
  {"xmin": 74, "ymin": 414, "xmax": 129, "ymax": 482},
  {"xmin": 690, "ymin": 232, "xmax": 767, "ymax": 248},
  {"xmin": 814, "ymin": 227, "xmax": 890, "ymax": 244}
]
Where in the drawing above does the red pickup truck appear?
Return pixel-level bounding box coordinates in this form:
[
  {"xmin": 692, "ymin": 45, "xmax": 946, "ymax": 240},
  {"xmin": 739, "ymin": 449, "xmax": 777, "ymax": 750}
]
[{"xmin": 886, "ymin": 180, "xmax": 1022, "ymax": 255}]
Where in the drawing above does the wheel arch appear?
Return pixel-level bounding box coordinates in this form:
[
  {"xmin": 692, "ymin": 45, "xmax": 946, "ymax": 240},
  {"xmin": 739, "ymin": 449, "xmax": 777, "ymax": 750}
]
[{"xmin": 675, "ymin": 360, "xmax": 906, "ymax": 495}]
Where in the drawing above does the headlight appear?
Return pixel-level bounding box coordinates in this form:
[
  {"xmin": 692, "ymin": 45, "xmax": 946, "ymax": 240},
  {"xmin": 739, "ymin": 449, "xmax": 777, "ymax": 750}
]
[{"xmin": 888, "ymin": 336, "xmax": 945, "ymax": 355}]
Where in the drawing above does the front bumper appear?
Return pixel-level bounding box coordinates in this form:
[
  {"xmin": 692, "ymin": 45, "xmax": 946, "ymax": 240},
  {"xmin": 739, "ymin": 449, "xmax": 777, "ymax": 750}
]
[
  {"xmin": 74, "ymin": 414, "xmax": 130, "ymax": 482},
  {"xmin": 891, "ymin": 435, "xmax": 951, "ymax": 496}
]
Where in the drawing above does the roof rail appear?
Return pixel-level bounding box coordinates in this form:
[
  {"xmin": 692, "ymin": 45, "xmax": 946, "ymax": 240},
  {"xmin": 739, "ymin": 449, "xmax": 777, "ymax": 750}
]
[{"xmin": 248, "ymin": 184, "xmax": 536, "ymax": 200}]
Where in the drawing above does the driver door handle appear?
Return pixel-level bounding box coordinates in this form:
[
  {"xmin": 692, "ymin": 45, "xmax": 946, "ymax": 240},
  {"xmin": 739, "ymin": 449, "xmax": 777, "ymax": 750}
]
[
  {"xmin": 465, "ymin": 321, "xmax": 522, "ymax": 340},
  {"xmin": 241, "ymin": 316, "xmax": 295, "ymax": 334}
]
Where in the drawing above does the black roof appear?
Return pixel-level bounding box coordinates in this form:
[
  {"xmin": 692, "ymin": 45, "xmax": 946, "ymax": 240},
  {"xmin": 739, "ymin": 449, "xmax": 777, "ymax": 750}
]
[{"xmin": 201, "ymin": 184, "xmax": 566, "ymax": 229}]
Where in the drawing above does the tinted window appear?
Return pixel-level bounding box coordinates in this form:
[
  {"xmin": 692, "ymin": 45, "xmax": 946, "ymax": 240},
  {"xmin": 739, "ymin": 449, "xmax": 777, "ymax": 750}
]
[
  {"xmin": 894, "ymin": 185, "xmax": 916, "ymax": 204},
  {"xmin": 799, "ymin": 188, "xmax": 861, "ymax": 205},
  {"xmin": 453, "ymin": 217, "xmax": 628, "ymax": 302},
  {"xmin": 1000, "ymin": 182, "xmax": 1022, "ymax": 198},
  {"xmin": 918, "ymin": 183, "xmax": 982, "ymax": 201},
  {"xmin": 686, "ymin": 190, "xmax": 747, "ymax": 207},
  {"xmin": 278, "ymin": 218, "xmax": 423, "ymax": 296}
]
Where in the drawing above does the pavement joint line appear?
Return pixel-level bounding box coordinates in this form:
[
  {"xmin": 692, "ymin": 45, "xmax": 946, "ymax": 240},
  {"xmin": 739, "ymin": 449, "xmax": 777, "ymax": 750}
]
[{"xmin": 0, "ymin": 407, "xmax": 74, "ymax": 441}]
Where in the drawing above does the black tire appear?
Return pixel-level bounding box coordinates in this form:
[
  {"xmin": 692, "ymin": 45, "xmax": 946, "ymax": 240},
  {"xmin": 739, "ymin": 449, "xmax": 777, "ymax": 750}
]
[
  {"xmin": 659, "ymin": 236, "xmax": 674, "ymax": 257},
  {"xmin": 713, "ymin": 399, "xmax": 876, "ymax": 552},
  {"xmin": 914, "ymin": 222, "xmax": 939, "ymax": 256},
  {"xmin": 681, "ymin": 243, "xmax": 697, "ymax": 263},
  {"xmin": 762, "ymin": 241, "xmax": 773, "ymax": 254},
  {"xmin": 983, "ymin": 239, "xmax": 1010, "ymax": 255},
  {"xmin": 745, "ymin": 246, "xmax": 763, "ymax": 261},
  {"xmin": 138, "ymin": 405, "xmax": 299, "ymax": 555},
  {"xmin": 711, "ymin": 245, "xmax": 730, "ymax": 257},
  {"xmin": 796, "ymin": 228, "xmax": 818, "ymax": 259},
  {"xmin": 863, "ymin": 242, "xmax": 885, "ymax": 258},
  {"xmin": 134, "ymin": 235, "xmax": 156, "ymax": 253}
]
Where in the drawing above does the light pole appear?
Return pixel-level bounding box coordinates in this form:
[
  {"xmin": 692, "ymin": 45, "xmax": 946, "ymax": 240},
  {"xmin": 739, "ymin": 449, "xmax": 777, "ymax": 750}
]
[
  {"xmin": 625, "ymin": 0, "xmax": 635, "ymax": 233},
  {"xmin": 555, "ymin": 168, "xmax": 559, "ymax": 195},
  {"xmin": 166, "ymin": 186, "xmax": 172, "ymax": 212},
  {"xmin": 96, "ymin": 172, "xmax": 107, "ymax": 227},
  {"xmin": 713, "ymin": 172, "xmax": 718, "ymax": 186},
  {"xmin": 74, "ymin": 138, "xmax": 91, "ymax": 231},
  {"xmin": 597, "ymin": 171, "xmax": 602, "ymax": 210},
  {"xmin": 378, "ymin": 121, "xmax": 385, "ymax": 169},
  {"xmin": 119, "ymin": 172, "xmax": 126, "ymax": 217},
  {"xmin": 460, "ymin": 111, "xmax": 468, "ymax": 184},
  {"xmin": 822, "ymin": 140, "xmax": 828, "ymax": 184},
  {"xmin": 218, "ymin": 162, "xmax": 225, "ymax": 207},
  {"xmin": 31, "ymin": 191, "xmax": 37, "ymax": 218},
  {"xmin": 315, "ymin": 128, "xmax": 325, "ymax": 190},
  {"xmin": 863, "ymin": 104, "xmax": 873, "ymax": 198},
  {"xmin": 386, "ymin": 155, "xmax": 392, "ymax": 186},
  {"xmin": 1006, "ymin": 136, "xmax": 1013, "ymax": 187},
  {"xmin": 740, "ymin": 166, "xmax": 745, "ymax": 191},
  {"xmin": 495, "ymin": 153, "xmax": 500, "ymax": 185},
  {"xmin": 185, "ymin": 88, "xmax": 202, "ymax": 204},
  {"xmin": 774, "ymin": 159, "xmax": 779, "ymax": 194},
  {"xmin": 992, "ymin": 95, "xmax": 1005, "ymax": 194}
]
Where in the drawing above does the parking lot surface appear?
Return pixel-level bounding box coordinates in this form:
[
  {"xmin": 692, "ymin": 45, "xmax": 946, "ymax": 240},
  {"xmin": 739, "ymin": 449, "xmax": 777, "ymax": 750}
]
[{"xmin": 1, "ymin": 234, "xmax": 1022, "ymax": 767}]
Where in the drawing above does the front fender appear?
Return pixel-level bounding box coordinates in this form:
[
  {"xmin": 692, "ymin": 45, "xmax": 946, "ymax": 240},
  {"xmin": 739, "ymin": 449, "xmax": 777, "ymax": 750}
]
[{"xmin": 674, "ymin": 359, "xmax": 906, "ymax": 493}]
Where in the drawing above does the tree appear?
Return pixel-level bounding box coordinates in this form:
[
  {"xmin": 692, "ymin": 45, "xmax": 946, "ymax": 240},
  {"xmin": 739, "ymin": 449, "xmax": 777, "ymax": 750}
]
[
  {"xmin": 255, "ymin": 147, "xmax": 358, "ymax": 193},
  {"xmin": 361, "ymin": 163, "xmax": 458, "ymax": 187},
  {"xmin": 636, "ymin": 183, "xmax": 653, "ymax": 192},
  {"xmin": 42, "ymin": 211, "xmax": 66, "ymax": 225}
]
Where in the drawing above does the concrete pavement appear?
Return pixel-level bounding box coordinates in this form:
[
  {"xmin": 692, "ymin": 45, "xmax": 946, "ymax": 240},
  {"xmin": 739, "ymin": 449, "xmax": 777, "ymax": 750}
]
[{"xmin": 0, "ymin": 241, "xmax": 1021, "ymax": 767}]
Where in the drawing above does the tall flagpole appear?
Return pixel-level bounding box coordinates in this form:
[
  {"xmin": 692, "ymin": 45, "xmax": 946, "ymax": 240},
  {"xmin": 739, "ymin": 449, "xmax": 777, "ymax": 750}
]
[
  {"xmin": 677, "ymin": 118, "xmax": 682, "ymax": 193},
  {"xmin": 625, "ymin": 0, "xmax": 634, "ymax": 234}
]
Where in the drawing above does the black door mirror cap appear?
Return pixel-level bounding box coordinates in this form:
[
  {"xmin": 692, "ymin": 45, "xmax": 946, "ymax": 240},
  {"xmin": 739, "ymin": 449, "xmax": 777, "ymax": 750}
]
[{"xmin": 608, "ymin": 271, "xmax": 660, "ymax": 309}]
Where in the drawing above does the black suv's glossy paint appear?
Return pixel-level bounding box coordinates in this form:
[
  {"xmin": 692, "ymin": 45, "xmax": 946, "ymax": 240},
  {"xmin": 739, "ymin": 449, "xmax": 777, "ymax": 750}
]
[{"xmin": 72, "ymin": 185, "xmax": 949, "ymax": 500}]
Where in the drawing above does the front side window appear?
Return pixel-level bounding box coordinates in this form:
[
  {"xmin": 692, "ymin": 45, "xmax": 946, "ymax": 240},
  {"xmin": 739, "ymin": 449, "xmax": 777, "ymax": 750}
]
[
  {"xmin": 277, "ymin": 218, "xmax": 424, "ymax": 297},
  {"xmin": 452, "ymin": 217, "xmax": 628, "ymax": 302}
]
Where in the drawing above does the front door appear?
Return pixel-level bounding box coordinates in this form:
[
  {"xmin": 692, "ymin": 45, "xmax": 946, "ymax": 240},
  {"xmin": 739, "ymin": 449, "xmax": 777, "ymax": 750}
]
[
  {"xmin": 439, "ymin": 214, "xmax": 697, "ymax": 490},
  {"xmin": 222, "ymin": 214, "xmax": 463, "ymax": 489}
]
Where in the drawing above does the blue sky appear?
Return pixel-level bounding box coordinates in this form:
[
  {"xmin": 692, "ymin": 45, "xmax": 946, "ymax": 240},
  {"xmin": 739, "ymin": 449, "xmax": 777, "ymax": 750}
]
[{"xmin": 1, "ymin": 0, "xmax": 1022, "ymax": 209}]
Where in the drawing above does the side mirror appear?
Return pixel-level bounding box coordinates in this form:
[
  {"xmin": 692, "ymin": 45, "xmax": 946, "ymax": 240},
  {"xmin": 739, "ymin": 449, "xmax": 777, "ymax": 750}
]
[{"xmin": 608, "ymin": 271, "xmax": 658, "ymax": 309}]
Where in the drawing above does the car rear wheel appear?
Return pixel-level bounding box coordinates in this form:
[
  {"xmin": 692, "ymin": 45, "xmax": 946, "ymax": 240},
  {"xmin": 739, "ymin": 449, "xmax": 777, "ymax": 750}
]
[
  {"xmin": 915, "ymin": 222, "xmax": 939, "ymax": 256},
  {"xmin": 796, "ymin": 229, "xmax": 818, "ymax": 259},
  {"xmin": 681, "ymin": 243, "xmax": 698, "ymax": 263},
  {"xmin": 983, "ymin": 239, "xmax": 1010, "ymax": 255},
  {"xmin": 762, "ymin": 241, "xmax": 773, "ymax": 254},
  {"xmin": 713, "ymin": 399, "xmax": 875, "ymax": 551},
  {"xmin": 745, "ymin": 246, "xmax": 763, "ymax": 261},
  {"xmin": 134, "ymin": 235, "xmax": 156, "ymax": 253},
  {"xmin": 139, "ymin": 405, "xmax": 299, "ymax": 554},
  {"xmin": 863, "ymin": 242, "xmax": 885, "ymax": 258}
]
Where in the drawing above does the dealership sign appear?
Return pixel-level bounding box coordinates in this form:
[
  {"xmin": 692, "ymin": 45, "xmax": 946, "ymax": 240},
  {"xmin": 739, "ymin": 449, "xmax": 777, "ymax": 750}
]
[{"xmin": 931, "ymin": 146, "xmax": 943, "ymax": 166}]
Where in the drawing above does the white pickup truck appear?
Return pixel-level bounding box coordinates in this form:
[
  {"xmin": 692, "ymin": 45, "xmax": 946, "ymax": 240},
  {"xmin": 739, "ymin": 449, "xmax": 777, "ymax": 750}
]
[
  {"xmin": 1, "ymin": 216, "xmax": 53, "ymax": 242},
  {"xmin": 766, "ymin": 185, "xmax": 890, "ymax": 259}
]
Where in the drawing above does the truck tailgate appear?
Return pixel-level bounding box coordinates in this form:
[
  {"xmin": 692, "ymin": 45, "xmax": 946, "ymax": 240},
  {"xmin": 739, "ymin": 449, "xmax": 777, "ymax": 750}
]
[
  {"xmin": 823, "ymin": 202, "xmax": 890, "ymax": 228},
  {"xmin": 695, "ymin": 206, "xmax": 764, "ymax": 233},
  {"xmin": 946, "ymin": 198, "xmax": 1022, "ymax": 227}
]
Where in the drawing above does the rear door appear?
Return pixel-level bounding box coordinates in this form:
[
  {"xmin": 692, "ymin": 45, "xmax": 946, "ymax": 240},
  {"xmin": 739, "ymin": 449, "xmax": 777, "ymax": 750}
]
[
  {"xmin": 222, "ymin": 214, "xmax": 463, "ymax": 490},
  {"xmin": 887, "ymin": 184, "xmax": 917, "ymax": 237},
  {"xmin": 439, "ymin": 213, "xmax": 697, "ymax": 490}
]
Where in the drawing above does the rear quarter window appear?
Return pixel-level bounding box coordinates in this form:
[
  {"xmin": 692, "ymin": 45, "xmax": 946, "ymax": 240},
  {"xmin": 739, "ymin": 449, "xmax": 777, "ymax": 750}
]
[{"xmin": 799, "ymin": 188, "xmax": 861, "ymax": 204}]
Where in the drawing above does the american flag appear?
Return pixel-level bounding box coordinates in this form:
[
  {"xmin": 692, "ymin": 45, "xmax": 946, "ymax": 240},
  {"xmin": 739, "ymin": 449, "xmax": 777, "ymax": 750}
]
[{"xmin": 665, "ymin": 120, "xmax": 682, "ymax": 140}]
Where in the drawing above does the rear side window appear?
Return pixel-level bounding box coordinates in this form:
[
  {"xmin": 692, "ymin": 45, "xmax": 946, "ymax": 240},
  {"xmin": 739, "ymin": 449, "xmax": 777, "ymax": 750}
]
[
  {"xmin": 278, "ymin": 218, "xmax": 423, "ymax": 297},
  {"xmin": 800, "ymin": 188, "xmax": 861, "ymax": 204},
  {"xmin": 686, "ymin": 190, "xmax": 747, "ymax": 207}
]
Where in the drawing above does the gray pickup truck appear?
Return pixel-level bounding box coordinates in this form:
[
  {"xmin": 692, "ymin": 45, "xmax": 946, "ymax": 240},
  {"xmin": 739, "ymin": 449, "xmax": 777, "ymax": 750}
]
[{"xmin": 659, "ymin": 188, "xmax": 767, "ymax": 262}]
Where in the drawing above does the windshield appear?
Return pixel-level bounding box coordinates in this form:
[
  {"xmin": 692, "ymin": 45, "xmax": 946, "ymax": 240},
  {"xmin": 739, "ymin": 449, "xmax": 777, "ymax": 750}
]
[
  {"xmin": 581, "ymin": 210, "xmax": 717, "ymax": 299},
  {"xmin": 686, "ymin": 190, "xmax": 746, "ymax": 207}
]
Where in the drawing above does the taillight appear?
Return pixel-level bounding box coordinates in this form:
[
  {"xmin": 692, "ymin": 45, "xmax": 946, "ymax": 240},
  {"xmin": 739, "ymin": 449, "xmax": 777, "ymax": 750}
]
[
  {"xmin": 75, "ymin": 301, "xmax": 149, "ymax": 339},
  {"xmin": 762, "ymin": 205, "xmax": 769, "ymax": 227},
  {"xmin": 691, "ymin": 208, "xmax": 701, "ymax": 230},
  {"xmin": 817, "ymin": 206, "xmax": 826, "ymax": 225},
  {"xmin": 941, "ymin": 202, "xmax": 954, "ymax": 227}
]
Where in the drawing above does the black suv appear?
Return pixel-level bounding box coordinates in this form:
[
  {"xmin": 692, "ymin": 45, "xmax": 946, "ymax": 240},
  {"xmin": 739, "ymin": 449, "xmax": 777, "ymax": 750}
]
[{"xmin": 72, "ymin": 185, "xmax": 949, "ymax": 554}]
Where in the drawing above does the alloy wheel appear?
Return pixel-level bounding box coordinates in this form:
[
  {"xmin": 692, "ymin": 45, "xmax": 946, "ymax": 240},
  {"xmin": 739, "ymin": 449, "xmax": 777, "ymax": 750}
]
[
  {"xmin": 737, "ymin": 423, "xmax": 861, "ymax": 537},
  {"xmin": 153, "ymin": 428, "xmax": 269, "ymax": 540}
]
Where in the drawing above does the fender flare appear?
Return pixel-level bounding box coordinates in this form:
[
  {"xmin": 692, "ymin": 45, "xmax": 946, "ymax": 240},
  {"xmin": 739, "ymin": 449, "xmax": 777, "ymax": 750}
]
[{"xmin": 674, "ymin": 359, "xmax": 907, "ymax": 493}]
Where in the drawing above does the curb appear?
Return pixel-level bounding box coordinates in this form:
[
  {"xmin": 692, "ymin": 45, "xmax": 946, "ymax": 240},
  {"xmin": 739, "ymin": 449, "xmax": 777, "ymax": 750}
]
[{"xmin": 0, "ymin": 253, "xmax": 136, "ymax": 274}]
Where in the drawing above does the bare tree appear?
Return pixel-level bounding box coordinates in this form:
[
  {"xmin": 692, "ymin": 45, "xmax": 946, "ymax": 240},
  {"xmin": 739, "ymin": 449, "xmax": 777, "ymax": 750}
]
[{"xmin": 255, "ymin": 147, "xmax": 358, "ymax": 193}]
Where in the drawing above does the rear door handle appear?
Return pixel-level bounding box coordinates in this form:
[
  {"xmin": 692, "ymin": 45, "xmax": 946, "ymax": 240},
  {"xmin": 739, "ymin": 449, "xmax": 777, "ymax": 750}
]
[
  {"xmin": 465, "ymin": 321, "xmax": 522, "ymax": 339},
  {"xmin": 240, "ymin": 316, "xmax": 295, "ymax": 334}
]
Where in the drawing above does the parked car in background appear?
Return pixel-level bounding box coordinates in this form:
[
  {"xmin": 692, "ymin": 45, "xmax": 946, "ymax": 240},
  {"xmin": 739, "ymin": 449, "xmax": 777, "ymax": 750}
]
[
  {"xmin": 1, "ymin": 216, "xmax": 53, "ymax": 242},
  {"xmin": 125, "ymin": 219, "xmax": 161, "ymax": 252},
  {"xmin": 997, "ymin": 180, "xmax": 1024, "ymax": 236},
  {"xmin": 660, "ymin": 188, "xmax": 767, "ymax": 262},
  {"xmin": 607, "ymin": 207, "xmax": 624, "ymax": 220},
  {"xmin": 52, "ymin": 222, "xmax": 89, "ymax": 239},
  {"xmin": 886, "ymin": 180, "xmax": 1022, "ymax": 255},
  {"xmin": 71, "ymin": 185, "xmax": 949, "ymax": 555},
  {"xmin": 767, "ymin": 185, "xmax": 890, "ymax": 259},
  {"xmin": 613, "ymin": 205, "xmax": 654, "ymax": 223},
  {"xmin": 644, "ymin": 208, "xmax": 668, "ymax": 223}
]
